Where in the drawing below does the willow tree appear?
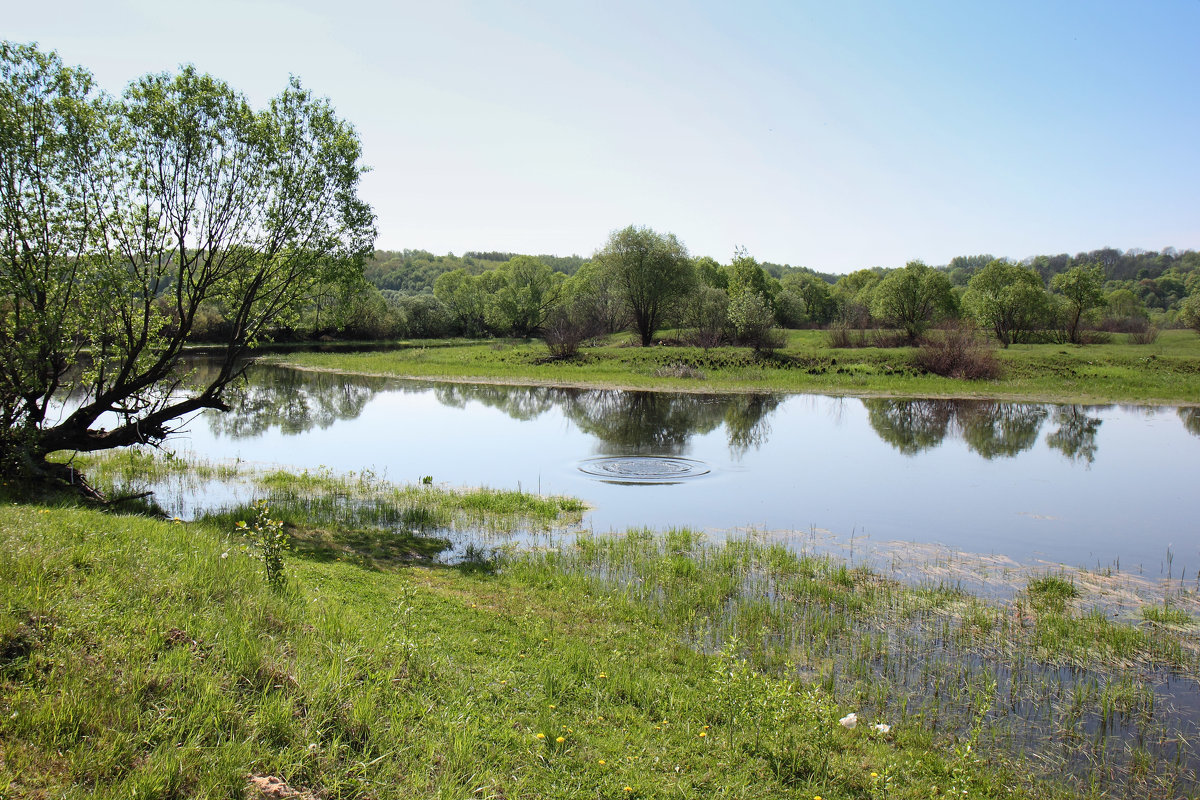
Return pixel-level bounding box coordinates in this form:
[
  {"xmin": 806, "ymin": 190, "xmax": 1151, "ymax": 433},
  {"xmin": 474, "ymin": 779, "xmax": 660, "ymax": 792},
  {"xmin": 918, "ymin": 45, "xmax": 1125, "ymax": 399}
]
[
  {"xmin": 594, "ymin": 225, "xmax": 694, "ymax": 346},
  {"xmin": 0, "ymin": 42, "xmax": 375, "ymax": 491}
]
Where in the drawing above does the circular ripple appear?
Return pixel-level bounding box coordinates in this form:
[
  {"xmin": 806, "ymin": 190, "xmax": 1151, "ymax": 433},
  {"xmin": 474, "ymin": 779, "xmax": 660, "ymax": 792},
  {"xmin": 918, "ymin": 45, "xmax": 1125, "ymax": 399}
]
[{"xmin": 579, "ymin": 456, "xmax": 711, "ymax": 483}]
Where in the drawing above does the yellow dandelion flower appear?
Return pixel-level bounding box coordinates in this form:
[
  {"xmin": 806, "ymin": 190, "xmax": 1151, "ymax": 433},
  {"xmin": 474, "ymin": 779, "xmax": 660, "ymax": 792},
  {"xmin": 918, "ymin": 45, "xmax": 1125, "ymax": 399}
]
[
  {"xmin": 623, "ymin": 787, "xmax": 633, "ymax": 793},
  {"xmin": 699, "ymin": 731, "xmax": 706, "ymax": 737},
  {"xmin": 548, "ymin": 704, "xmax": 556, "ymax": 709},
  {"xmin": 556, "ymin": 736, "xmax": 565, "ymax": 743},
  {"xmin": 598, "ymin": 759, "xmax": 606, "ymax": 765},
  {"xmin": 598, "ymin": 672, "xmax": 608, "ymax": 679},
  {"xmin": 871, "ymin": 772, "xmax": 878, "ymax": 778},
  {"xmin": 536, "ymin": 733, "xmax": 545, "ymax": 740}
]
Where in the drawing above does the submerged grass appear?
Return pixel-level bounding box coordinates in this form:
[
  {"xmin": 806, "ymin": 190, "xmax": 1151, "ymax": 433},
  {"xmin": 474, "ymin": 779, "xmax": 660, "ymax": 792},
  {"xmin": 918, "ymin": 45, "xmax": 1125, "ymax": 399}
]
[
  {"xmin": 269, "ymin": 329, "xmax": 1200, "ymax": 405},
  {"xmin": 63, "ymin": 450, "xmax": 587, "ymax": 569},
  {"xmin": 507, "ymin": 529, "xmax": 1200, "ymax": 799}
]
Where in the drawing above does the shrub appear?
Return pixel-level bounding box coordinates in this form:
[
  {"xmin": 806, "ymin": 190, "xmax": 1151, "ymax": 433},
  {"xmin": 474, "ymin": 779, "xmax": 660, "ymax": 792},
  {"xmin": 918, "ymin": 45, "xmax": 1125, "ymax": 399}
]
[
  {"xmin": 728, "ymin": 291, "xmax": 785, "ymax": 353},
  {"xmin": 826, "ymin": 323, "xmax": 855, "ymax": 348},
  {"xmin": 542, "ymin": 307, "xmax": 597, "ymax": 360},
  {"xmin": 913, "ymin": 324, "xmax": 1001, "ymax": 380},
  {"xmin": 1127, "ymin": 325, "xmax": 1160, "ymax": 345}
]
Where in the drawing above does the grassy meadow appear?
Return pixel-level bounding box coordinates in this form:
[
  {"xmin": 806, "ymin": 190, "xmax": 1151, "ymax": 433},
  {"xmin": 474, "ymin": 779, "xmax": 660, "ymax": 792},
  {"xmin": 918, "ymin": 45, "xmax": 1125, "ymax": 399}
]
[
  {"xmin": 3, "ymin": 453, "xmax": 1200, "ymax": 798},
  {"xmin": 267, "ymin": 329, "xmax": 1200, "ymax": 406}
]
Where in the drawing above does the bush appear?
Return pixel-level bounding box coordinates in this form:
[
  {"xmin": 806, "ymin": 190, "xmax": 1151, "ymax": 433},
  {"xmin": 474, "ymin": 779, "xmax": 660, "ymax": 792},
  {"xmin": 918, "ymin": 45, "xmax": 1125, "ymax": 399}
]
[
  {"xmin": 913, "ymin": 324, "xmax": 1001, "ymax": 380},
  {"xmin": 541, "ymin": 307, "xmax": 597, "ymax": 360},
  {"xmin": 728, "ymin": 291, "xmax": 785, "ymax": 353},
  {"xmin": 825, "ymin": 325, "xmax": 907, "ymax": 349},
  {"xmin": 1127, "ymin": 324, "xmax": 1160, "ymax": 345}
]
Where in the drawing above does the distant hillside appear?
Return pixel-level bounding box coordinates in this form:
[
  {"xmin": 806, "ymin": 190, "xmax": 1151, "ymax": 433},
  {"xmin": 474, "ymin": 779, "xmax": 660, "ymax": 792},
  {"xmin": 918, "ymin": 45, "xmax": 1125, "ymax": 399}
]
[{"xmin": 364, "ymin": 250, "xmax": 588, "ymax": 294}]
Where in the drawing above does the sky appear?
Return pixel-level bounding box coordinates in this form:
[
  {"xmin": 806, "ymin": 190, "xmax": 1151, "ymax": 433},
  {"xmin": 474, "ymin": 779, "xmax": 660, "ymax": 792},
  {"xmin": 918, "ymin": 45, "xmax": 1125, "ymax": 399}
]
[{"xmin": 6, "ymin": 0, "xmax": 1200, "ymax": 273}]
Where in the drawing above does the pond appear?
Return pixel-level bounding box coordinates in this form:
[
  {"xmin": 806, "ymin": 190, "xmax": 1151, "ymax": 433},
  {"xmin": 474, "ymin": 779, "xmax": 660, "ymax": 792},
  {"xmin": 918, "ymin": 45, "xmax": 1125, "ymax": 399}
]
[{"xmin": 162, "ymin": 359, "xmax": 1200, "ymax": 576}]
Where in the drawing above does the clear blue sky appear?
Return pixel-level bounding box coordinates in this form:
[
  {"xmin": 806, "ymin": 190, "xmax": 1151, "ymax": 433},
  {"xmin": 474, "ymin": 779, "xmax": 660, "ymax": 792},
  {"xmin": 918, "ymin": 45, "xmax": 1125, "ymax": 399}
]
[{"xmin": 7, "ymin": 0, "xmax": 1199, "ymax": 273}]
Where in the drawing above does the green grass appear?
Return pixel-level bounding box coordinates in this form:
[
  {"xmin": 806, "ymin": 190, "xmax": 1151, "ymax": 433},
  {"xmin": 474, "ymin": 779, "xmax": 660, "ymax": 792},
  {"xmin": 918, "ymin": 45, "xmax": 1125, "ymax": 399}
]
[
  {"xmin": 266, "ymin": 329, "xmax": 1200, "ymax": 405},
  {"xmin": 4, "ymin": 497, "xmax": 1198, "ymax": 798},
  {"xmin": 0, "ymin": 504, "xmax": 1080, "ymax": 800}
]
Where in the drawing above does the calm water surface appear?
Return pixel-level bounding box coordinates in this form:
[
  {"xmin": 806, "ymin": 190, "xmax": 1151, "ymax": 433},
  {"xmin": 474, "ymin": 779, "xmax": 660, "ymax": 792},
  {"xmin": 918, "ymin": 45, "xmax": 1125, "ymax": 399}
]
[{"xmin": 166, "ymin": 362, "xmax": 1200, "ymax": 573}]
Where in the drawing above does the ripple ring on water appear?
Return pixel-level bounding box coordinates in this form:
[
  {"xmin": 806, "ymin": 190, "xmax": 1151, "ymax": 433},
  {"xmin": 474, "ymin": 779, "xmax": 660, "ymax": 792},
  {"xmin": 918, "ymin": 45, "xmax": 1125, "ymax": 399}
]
[{"xmin": 578, "ymin": 456, "xmax": 711, "ymax": 483}]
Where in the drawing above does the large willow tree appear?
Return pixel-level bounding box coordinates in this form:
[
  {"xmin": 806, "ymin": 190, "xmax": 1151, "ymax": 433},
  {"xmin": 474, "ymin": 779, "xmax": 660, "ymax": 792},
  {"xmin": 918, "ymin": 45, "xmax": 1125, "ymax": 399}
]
[{"xmin": 0, "ymin": 42, "xmax": 375, "ymax": 492}]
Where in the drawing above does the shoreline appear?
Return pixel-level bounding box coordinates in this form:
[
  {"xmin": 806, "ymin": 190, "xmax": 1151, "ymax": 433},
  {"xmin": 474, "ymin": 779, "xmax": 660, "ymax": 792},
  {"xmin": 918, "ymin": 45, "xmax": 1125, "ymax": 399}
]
[{"xmin": 268, "ymin": 358, "xmax": 1200, "ymax": 408}]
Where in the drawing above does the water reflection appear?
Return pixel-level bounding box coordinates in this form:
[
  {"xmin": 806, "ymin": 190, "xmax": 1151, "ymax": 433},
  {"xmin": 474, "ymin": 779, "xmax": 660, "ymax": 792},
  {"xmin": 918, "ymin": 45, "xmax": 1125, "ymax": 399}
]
[
  {"xmin": 207, "ymin": 362, "xmax": 1131, "ymax": 464},
  {"xmin": 863, "ymin": 398, "xmax": 1103, "ymax": 461},
  {"xmin": 207, "ymin": 367, "xmax": 388, "ymax": 438},
  {"xmin": 1181, "ymin": 407, "xmax": 1200, "ymax": 437},
  {"xmin": 1046, "ymin": 406, "xmax": 1103, "ymax": 464},
  {"xmin": 425, "ymin": 381, "xmax": 780, "ymax": 458}
]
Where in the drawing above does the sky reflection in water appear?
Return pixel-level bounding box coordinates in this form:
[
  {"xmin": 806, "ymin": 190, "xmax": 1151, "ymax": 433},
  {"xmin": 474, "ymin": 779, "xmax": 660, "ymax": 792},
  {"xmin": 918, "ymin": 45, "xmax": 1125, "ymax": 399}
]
[{"xmin": 172, "ymin": 362, "xmax": 1200, "ymax": 573}]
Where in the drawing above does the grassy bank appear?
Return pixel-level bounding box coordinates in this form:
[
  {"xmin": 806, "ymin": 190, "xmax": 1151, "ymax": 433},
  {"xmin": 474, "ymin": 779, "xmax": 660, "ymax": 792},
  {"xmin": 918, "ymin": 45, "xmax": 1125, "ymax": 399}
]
[
  {"xmin": 265, "ymin": 329, "xmax": 1200, "ymax": 406},
  {"xmin": 3, "ymin": 488, "xmax": 1198, "ymax": 797}
]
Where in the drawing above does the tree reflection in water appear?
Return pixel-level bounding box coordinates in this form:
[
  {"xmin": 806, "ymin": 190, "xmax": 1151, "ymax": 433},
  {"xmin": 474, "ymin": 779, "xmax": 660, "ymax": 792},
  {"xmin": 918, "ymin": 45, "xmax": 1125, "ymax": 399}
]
[
  {"xmin": 1045, "ymin": 406, "xmax": 1105, "ymax": 464},
  {"xmin": 206, "ymin": 365, "xmax": 387, "ymax": 438},
  {"xmin": 1181, "ymin": 407, "xmax": 1200, "ymax": 437},
  {"xmin": 426, "ymin": 382, "xmax": 781, "ymax": 459},
  {"xmin": 204, "ymin": 362, "xmax": 1121, "ymax": 464},
  {"xmin": 864, "ymin": 398, "xmax": 1104, "ymax": 461}
]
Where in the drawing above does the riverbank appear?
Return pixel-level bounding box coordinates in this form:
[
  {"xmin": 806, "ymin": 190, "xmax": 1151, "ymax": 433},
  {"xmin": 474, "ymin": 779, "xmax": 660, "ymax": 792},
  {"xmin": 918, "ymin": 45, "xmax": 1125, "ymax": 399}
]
[
  {"xmin": 265, "ymin": 329, "xmax": 1200, "ymax": 406},
  {"xmin": 3, "ymin": 458, "xmax": 1198, "ymax": 798}
]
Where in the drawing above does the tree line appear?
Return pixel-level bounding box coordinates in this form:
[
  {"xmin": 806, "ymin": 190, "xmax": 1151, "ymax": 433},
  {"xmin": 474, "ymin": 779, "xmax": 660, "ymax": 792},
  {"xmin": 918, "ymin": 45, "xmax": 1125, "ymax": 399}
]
[{"xmin": 296, "ymin": 229, "xmax": 1200, "ymax": 347}]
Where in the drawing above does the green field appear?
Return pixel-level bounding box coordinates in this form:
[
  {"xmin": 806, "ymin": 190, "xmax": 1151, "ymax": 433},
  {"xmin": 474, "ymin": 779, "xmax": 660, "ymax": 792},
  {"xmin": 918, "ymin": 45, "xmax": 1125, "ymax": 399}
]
[
  {"xmin": 269, "ymin": 329, "xmax": 1200, "ymax": 405},
  {"xmin": 3, "ymin": 455, "xmax": 1198, "ymax": 798}
]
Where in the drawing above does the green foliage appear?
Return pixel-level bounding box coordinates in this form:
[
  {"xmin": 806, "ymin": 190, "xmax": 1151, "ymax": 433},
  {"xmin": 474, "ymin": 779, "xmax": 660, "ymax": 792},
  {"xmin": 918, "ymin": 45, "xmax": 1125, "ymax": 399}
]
[
  {"xmin": 434, "ymin": 268, "xmax": 491, "ymax": 336},
  {"xmin": 0, "ymin": 42, "xmax": 374, "ymax": 481},
  {"xmin": 1051, "ymin": 264, "xmax": 1106, "ymax": 344},
  {"xmin": 962, "ymin": 260, "xmax": 1050, "ymax": 347},
  {"xmin": 487, "ymin": 256, "xmax": 564, "ymax": 337},
  {"xmin": 728, "ymin": 291, "xmax": 783, "ymax": 352},
  {"xmin": 595, "ymin": 225, "xmax": 695, "ymax": 346},
  {"xmin": 1179, "ymin": 294, "xmax": 1200, "ymax": 334},
  {"xmin": 870, "ymin": 261, "xmax": 956, "ymax": 341},
  {"xmin": 780, "ymin": 271, "xmax": 837, "ymax": 325},
  {"xmin": 684, "ymin": 286, "xmax": 731, "ymax": 347},
  {"xmin": 236, "ymin": 500, "xmax": 289, "ymax": 593}
]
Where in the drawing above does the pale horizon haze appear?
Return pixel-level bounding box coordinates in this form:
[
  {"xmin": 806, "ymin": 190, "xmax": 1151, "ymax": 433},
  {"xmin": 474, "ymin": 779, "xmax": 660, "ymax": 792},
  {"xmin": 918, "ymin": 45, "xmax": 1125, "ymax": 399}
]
[{"xmin": 6, "ymin": 0, "xmax": 1199, "ymax": 273}]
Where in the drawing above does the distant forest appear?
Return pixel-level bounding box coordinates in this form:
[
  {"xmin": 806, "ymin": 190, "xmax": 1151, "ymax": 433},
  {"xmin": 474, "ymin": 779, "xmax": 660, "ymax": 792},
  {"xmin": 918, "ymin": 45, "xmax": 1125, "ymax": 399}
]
[
  {"xmin": 178, "ymin": 241, "xmax": 1200, "ymax": 344},
  {"xmin": 365, "ymin": 245, "xmax": 1198, "ymax": 313},
  {"xmin": 363, "ymin": 248, "xmax": 848, "ymax": 294}
]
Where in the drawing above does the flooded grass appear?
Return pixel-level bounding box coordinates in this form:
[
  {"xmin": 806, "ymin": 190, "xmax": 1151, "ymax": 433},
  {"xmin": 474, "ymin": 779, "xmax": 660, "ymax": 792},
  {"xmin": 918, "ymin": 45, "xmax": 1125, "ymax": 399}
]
[
  {"xmin": 67, "ymin": 449, "xmax": 587, "ymax": 569},
  {"xmin": 505, "ymin": 529, "xmax": 1200, "ymax": 798}
]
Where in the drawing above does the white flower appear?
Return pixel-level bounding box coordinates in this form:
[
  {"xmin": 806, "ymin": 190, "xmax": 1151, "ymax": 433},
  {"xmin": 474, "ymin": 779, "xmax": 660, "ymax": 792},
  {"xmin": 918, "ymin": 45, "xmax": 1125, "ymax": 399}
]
[
  {"xmin": 873, "ymin": 723, "xmax": 891, "ymax": 733},
  {"xmin": 838, "ymin": 712, "xmax": 858, "ymax": 729},
  {"xmin": 220, "ymin": 551, "xmax": 229, "ymax": 559}
]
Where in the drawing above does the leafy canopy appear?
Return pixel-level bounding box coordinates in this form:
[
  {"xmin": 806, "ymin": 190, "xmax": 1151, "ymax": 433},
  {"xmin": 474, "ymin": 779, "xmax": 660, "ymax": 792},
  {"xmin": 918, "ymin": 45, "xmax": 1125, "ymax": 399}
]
[{"xmin": 0, "ymin": 42, "xmax": 375, "ymax": 486}]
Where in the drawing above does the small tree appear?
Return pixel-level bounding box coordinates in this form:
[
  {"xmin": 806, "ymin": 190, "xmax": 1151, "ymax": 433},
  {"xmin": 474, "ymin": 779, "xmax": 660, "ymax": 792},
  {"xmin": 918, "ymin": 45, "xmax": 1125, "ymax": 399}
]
[
  {"xmin": 1050, "ymin": 263, "xmax": 1105, "ymax": 344},
  {"xmin": 962, "ymin": 259, "xmax": 1049, "ymax": 347},
  {"xmin": 594, "ymin": 225, "xmax": 695, "ymax": 346},
  {"xmin": 870, "ymin": 261, "xmax": 955, "ymax": 342},
  {"xmin": 685, "ymin": 286, "xmax": 730, "ymax": 348},
  {"xmin": 728, "ymin": 291, "xmax": 784, "ymax": 353},
  {"xmin": 1179, "ymin": 294, "xmax": 1200, "ymax": 335},
  {"xmin": 487, "ymin": 256, "xmax": 563, "ymax": 337}
]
